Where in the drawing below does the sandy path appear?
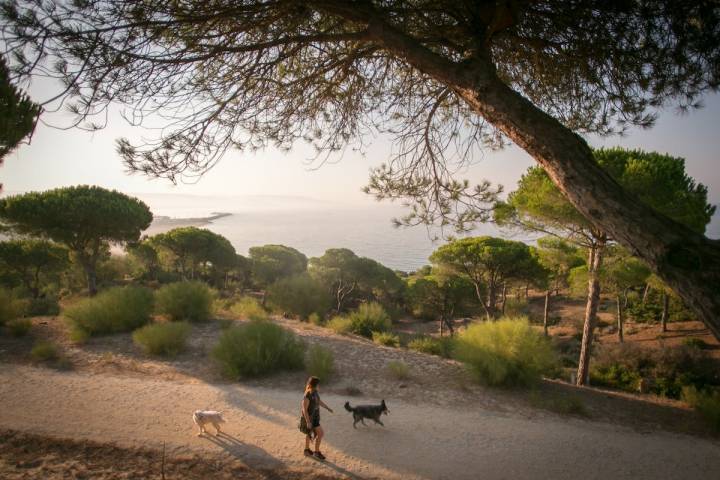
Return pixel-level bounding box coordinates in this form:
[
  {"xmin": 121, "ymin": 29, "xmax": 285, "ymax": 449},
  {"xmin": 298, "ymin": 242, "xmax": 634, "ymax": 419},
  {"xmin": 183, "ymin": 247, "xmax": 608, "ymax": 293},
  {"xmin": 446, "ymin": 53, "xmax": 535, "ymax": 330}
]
[{"xmin": 1, "ymin": 364, "xmax": 719, "ymax": 480}]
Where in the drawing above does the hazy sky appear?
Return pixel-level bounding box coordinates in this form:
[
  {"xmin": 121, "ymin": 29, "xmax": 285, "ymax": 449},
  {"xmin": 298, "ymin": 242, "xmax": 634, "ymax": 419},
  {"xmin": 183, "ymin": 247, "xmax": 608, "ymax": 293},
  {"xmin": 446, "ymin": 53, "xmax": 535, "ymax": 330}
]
[{"xmin": 2, "ymin": 83, "xmax": 719, "ymax": 209}]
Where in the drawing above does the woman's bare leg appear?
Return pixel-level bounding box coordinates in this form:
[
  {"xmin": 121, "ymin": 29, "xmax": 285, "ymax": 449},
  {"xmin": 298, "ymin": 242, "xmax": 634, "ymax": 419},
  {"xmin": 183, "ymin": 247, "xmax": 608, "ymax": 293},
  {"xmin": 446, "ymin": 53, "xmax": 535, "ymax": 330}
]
[{"xmin": 314, "ymin": 426, "xmax": 324, "ymax": 452}]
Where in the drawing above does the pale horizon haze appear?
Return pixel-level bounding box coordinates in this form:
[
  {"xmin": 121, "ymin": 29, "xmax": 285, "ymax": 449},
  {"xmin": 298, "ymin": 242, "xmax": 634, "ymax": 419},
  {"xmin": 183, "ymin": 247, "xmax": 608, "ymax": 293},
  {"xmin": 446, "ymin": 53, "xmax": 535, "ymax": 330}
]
[{"xmin": 1, "ymin": 81, "xmax": 719, "ymax": 234}]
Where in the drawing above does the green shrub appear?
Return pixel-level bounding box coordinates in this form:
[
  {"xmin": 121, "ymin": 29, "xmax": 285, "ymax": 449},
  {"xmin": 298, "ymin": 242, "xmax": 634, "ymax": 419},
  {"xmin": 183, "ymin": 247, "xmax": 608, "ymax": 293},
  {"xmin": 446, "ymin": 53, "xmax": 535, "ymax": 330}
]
[
  {"xmin": 266, "ymin": 273, "xmax": 331, "ymax": 320},
  {"xmin": 503, "ymin": 298, "xmax": 530, "ymax": 318},
  {"xmin": 308, "ymin": 312, "xmax": 324, "ymax": 326},
  {"xmin": 212, "ymin": 320, "xmax": 305, "ymax": 378},
  {"xmin": 0, "ymin": 288, "xmax": 27, "ymax": 326},
  {"xmin": 347, "ymin": 302, "xmax": 391, "ymax": 338},
  {"xmin": 454, "ymin": 316, "xmax": 559, "ymax": 387},
  {"xmin": 591, "ymin": 343, "xmax": 719, "ymax": 398},
  {"xmin": 133, "ymin": 321, "xmax": 191, "ymax": 357},
  {"xmin": 591, "ymin": 363, "xmax": 642, "ymax": 391},
  {"xmin": 306, "ymin": 344, "xmax": 334, "ymax": 381},
  {"xmin": 372, "ymin": 331, "xmax": 401, "ymax": 347},
  {"xmin": 327, "ymin": 315, "xmax": 353, "ymax": 335},
  {"xmin": 682, "ymin": 386, "xmax": 720, "ymax": 432},
  {"xmin": 64, "ymin": 286, "xmax": 154, "ymax": 337},
  {"xmin": 387, "ymin": 360, "xmax": 410, "ymax": 380},
  {"xmin": 408, "ymin": 335, "xmax": 454, "ymax": 358},
  {"xmin": 682, "ymin": 337, "xmax": 709, "ymax": 350},
  {"xmin": 31, "ymin": 340, "xmax": 59, "ymax": 362},
  {"xmin": 6, "ymin": 318, "xmax": 32, "ymax": 337},
  {"xmin": 26, "ymin": 295, "xmax": 61, "ymax": 316},
  {"xmin": 155, "ymin": 281, "xmax": 214, "ymax": 322},
  {"xmin": 230, "ymin": 296, "xmax": 268, "ymax": 321}
]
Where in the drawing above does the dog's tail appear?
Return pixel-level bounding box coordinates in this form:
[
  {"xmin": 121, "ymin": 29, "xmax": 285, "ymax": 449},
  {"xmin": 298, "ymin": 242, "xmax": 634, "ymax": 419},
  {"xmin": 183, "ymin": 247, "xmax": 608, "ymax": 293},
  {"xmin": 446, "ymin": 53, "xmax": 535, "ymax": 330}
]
[{"xmin": 344, "ymin": 401, "xmax": 353, "ymax": 413}]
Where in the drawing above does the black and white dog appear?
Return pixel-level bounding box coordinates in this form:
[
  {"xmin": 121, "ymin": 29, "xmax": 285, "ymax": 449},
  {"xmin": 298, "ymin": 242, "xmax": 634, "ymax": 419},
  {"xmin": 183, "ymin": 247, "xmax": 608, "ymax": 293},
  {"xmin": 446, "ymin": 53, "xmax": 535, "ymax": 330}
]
[{"xmin": 344, "ymin": 400, "xmax": 389, "ymax": 428}]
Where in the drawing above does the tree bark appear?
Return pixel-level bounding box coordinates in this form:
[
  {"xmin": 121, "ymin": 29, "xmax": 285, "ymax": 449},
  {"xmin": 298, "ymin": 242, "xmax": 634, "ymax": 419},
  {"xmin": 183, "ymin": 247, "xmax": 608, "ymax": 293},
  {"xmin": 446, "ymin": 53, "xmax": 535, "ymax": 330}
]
[
  {"xmin": 576, "ymin": 241, "xmax": 605, "ymax": 386},
  {"xmin": 661, "ymin": 292, "xmax": 670, "ymax": 333},
  {"xmin": 616, "ymin": 294, "xmax": 624, "ymax": 343},
  {"xmin": 85, "ymin": 265, "xmax": 98, "ymax": 296},
  {"xmin": 486, "ymin": 281, "xmax": 498, "ymax": 319},
  {"xmin": 501, "ymin": 283, "xmax": 507, "ymax": 316},
  {"xmin": 642, "ymin": 283, "xmax": 651, "ymax": 304},
  {"xmin": 543, "ymin": 290, "xmax": 550, "ymax": 336}
]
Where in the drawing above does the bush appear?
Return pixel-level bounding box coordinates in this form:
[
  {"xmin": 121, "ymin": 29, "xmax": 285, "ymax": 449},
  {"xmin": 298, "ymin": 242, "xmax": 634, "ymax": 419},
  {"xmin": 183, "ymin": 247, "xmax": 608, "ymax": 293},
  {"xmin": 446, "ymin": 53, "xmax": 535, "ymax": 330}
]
[
  {"xmin": 407, "ymin": 335, "xmax": 454, "ymax": 358},
  {"xmin": 372, "ymin": 331, "xmax": 401, "ymax": 347},
  {"xmin": 64, "ymin": 286, "xmax": 154, "ymax": 337},
  {"xmin": 26, "ymin": 295, "xmax": 61, "ymax": 316},
  {"xmin": 266, "ymin": 273, "xmax": 331, "ymax": 320},
  {"xmin": 591, "ymin": 343, "xmax": 720, "ymax": 398},
  {"xmin": 31, "ymin": 340, "xmax": 58, "ymax": 362},
  {"xmin": 682, "ymin": 337, "xmax": 709, "ymax": 350},
  {"xmin": 682, "ymin": 386, "xmax": 720, "ymax": 432},
  {"xmin": 212, "ymin": 320, "xmax": 305, "ymax": 378},
  {"xmin": 230, "ymin": 296, "xmax": 268, "ymax": 321},
  {"xmin": 346, "ymin": 302, "xmax": 391, "ymax": 338},
  {"xmin": 306, "ymin": 344, "xmax": 334, "ymax": 381},
  {"xmin": 133, "ymin": 321, "xmax": 191, "ymax": 357},
  {"xmin": 454, "ymin": 317, "xmax": 559, "ymax": 387},
  {"xmin": 155, "ymin": 281, "xmax": 214, "ymax": 322},
  {"xmin": 308, "ymin": 312, "xmax": 324, "ymax": 326},
  {"xmin": 327, "ymin": 315, "xmax": 353, "ymax": 335},
  {"xmin": 387, "ymin": 360, "xmax": 410, "ymax": 380},
  {"xmin": 0, "ymin": 288, "xmax": 27, "ymax": 326},
  {"xmin": 503, "ymin": 298, "xmax": 530, "ymax": 318},
  {"xmin": 6, "ymin": 318, "xmax": 32, "ymax": 337}
]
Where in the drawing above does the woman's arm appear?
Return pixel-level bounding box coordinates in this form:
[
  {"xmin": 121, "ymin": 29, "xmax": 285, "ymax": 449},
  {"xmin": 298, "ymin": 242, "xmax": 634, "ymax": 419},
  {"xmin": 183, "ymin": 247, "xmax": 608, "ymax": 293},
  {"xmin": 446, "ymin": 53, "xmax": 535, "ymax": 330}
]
[{"xmin": 319, "ymin": 399, "xmax": 334, "ymax": 413}]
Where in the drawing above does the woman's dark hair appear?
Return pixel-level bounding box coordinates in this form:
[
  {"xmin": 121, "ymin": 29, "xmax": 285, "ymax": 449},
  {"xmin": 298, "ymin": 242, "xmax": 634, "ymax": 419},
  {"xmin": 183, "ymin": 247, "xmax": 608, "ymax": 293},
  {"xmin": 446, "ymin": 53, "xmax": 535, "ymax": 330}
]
[{"xmin": 304, "ymin": 376, "xmax": 320, "ymax": 394}]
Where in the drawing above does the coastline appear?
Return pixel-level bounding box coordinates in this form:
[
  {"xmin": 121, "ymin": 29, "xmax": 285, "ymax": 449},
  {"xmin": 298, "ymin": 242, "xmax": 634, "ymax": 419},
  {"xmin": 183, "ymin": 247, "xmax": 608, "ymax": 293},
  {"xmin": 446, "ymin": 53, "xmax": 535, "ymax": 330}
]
[{"xmin": 142, "ymin": 212, "xmax": 232, "ymax": 236}]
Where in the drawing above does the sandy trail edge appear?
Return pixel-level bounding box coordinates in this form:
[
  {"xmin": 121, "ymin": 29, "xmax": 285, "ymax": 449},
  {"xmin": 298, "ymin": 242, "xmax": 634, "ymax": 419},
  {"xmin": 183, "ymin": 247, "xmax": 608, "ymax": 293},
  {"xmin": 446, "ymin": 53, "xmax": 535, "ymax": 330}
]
[{"xmin": 1, "ymin": 364, "xmax": 719, "ymax": 480}]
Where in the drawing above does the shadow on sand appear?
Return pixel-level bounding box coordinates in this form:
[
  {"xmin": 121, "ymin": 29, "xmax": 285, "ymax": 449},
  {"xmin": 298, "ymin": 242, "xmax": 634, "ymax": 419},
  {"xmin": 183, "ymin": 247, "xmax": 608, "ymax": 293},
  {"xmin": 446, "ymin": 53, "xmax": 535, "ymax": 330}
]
[{"xmin": 202, "ymin": 431, "xmax": 285, "ymax": 470}]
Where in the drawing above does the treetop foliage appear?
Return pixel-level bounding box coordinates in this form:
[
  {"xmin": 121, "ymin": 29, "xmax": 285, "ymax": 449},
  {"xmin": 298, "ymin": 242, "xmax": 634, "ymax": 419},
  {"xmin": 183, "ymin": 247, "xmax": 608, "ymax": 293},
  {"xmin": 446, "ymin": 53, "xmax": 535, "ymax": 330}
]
[
  {"xmin": 249, "ymin": 244, "xmax": 308, "ymax": 286},
  {"xmin": 430, "ymin": 236, "xmax": 541, "ymax": 288},
  {"xmin": 497, "ymin": 148, "xmax": 716, "ymax": 244},
  {"xmin": 0, "ymin": 52, "xmax": 40, "ymax": 163},
  {"xmin": 2, "ymin": 1, "xmax": 718, "ymax": 230},
  {"xmin": 0, "ymin": 185, "xmax": 153, "ymax": 247}
]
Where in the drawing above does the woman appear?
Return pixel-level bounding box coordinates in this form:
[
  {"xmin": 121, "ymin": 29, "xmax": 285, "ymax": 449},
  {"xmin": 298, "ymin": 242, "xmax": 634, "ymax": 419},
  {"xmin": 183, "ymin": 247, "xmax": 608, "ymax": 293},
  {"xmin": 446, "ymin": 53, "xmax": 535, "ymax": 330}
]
[{"xmin": 302, "ymin": 376, "xmax": 333, "ymax": 460}]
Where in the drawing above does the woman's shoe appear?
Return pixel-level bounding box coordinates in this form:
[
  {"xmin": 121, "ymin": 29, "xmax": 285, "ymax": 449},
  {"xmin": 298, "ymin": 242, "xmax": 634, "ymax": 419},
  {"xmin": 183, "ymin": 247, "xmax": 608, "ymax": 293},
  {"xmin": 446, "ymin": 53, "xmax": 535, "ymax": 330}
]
[
  {"xmin": 303, "ymin": 448, "xmax": 313, "ymax": 457},
  {"xmin": 313, "ymin": 451, "xmax": 326, "ymax": 461}
]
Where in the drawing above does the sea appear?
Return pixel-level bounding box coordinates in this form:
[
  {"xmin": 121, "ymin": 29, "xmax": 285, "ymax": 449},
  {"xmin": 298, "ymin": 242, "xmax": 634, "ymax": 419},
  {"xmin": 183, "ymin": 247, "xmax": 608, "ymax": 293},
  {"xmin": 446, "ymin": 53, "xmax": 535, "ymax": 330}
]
[
  {"xmin": 136, "ymin": 193, "xmax": 720, "ymax": 273},
  {"xmin": 136, "ymin": 193, "xmax": 514, "ymax": 273}
]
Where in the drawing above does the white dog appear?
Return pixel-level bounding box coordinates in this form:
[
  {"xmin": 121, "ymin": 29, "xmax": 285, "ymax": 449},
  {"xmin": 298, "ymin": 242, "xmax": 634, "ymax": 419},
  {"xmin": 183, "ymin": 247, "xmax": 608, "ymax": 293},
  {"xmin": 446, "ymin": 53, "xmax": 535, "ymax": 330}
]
[{"xmin": 192, "ymin": 410, "xmax": 225, "ymax": 436}]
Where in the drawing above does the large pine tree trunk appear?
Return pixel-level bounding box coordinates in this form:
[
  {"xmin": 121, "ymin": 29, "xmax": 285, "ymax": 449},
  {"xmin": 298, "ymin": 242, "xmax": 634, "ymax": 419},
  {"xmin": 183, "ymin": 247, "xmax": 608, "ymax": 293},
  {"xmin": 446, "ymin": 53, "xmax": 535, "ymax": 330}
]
[
  {"xmin": 501, "ymin": 283, "xmax": 507, "ymax": 316},
  {"xmin": 661, "ymin": 292, "xmax": 670, "ymax": 333},
  {"xmin": 576, "ymin": 242, "xmax": 605, "ymax": 386},
  {"xmin": 543, "ymin": 290, "xmax": 550, "ymax": 336},
  {"xmin": 617, "ymin": 294, "xmax": 624, "ymax": 343}
]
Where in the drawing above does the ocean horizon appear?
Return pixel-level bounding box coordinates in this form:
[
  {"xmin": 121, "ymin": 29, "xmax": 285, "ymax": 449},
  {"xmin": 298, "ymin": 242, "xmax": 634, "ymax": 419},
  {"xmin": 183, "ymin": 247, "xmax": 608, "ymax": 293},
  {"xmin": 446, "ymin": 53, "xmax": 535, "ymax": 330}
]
[{"xmin": 133, "ymin": 193, "xmax": 720, "ymax": 273}]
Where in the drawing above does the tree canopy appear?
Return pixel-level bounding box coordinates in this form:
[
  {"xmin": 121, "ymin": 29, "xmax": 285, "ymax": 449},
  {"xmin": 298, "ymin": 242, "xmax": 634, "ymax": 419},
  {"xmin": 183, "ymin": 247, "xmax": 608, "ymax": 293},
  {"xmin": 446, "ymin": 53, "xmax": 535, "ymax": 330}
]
[
  {"xmin": 149, "ymin": 226, "xmax": 237, "ymax": 281},
  {"xmin": 0, "ymin": 52, "xmax": 40, "ymax": 187},
  {"xmin": 405, "ymin": 268, "xmax": 476, "ymax": 335},
  {"xmin": 430, "ymin": 236, "xmax": 542, "ymax": 319},
  {"xmin": 0, "ymin": 185, "xmax": 152, "ymax": 294},
  {"xmin": 0, "ymin": 238, "xmax": 68, "ymax": 297},
  {"xmin": 249, "ymin": 244, "xmax": 308, "ymax": 288},
  {"xmin": 2, "ymin": 1, "xmax": 720, "ymax": 332},
  {"xmin": 309, "ymin": 247, "xmax": 403, "ymax": 312}
]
